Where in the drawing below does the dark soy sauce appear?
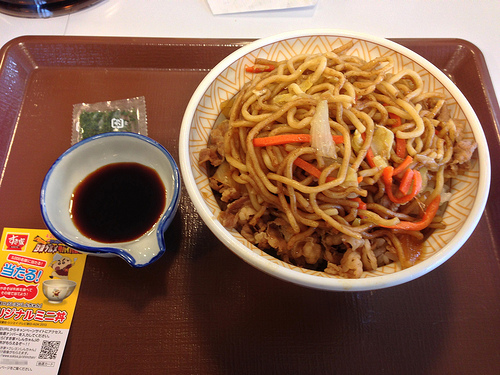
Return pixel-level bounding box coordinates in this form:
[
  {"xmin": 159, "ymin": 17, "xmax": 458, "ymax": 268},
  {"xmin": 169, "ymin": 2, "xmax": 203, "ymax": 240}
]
[{"xmin": 71, "ymin": 162, "xmax": 166, "ymax": 243}]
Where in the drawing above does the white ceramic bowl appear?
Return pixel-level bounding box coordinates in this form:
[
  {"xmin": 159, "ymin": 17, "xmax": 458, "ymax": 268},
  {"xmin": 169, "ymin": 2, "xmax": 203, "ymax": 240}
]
[
  {"xmin": 42, "ymin": 279, "xmax": 77, "ymax": 304},
  {"xmin": 41, "ymin": 132, "xmax": 181, "ymax": 267},
  {"xmin": 179, "ymin": 29, "xmax": 490, "ymax": 291}
]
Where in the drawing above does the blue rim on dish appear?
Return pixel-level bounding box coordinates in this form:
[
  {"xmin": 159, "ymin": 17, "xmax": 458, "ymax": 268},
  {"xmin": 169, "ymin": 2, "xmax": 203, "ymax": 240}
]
[{"xmin": 40, "ymin": 132, "xmax": 181, "ymax": 268}]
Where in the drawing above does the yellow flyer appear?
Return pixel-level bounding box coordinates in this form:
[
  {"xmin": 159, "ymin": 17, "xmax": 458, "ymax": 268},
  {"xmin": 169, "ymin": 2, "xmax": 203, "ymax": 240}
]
[{"xmin": 0, "ymin": 228, "xmax": 86, "ymax": 374}]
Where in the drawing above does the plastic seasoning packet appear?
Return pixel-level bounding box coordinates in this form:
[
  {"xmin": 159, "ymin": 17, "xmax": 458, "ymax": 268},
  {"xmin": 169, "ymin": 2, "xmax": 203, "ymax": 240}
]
[{"xmin": 71, "ymin": 96, "xmax": 148, "ymax": 145}]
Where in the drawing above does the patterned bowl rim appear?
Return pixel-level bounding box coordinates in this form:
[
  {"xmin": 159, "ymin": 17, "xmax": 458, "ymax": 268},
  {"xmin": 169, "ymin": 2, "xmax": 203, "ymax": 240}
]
[{"xmin": 179, "ymin": 29, "xmax": 491, "ymax": 291}]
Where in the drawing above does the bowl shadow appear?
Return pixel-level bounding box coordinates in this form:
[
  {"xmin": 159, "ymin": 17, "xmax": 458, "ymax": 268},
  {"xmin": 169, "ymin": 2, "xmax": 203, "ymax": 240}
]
[
  {"xmin": 185, "ymin": 237, "xmax": 452, "ymax": 375},
  {"xmin": 76, "ymin": 209, "xmax": 182, "ymax": 311}
]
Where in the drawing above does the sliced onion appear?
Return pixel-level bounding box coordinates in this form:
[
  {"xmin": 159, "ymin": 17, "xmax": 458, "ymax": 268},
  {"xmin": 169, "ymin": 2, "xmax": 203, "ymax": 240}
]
[{"xmin": 311, "ymin": 100, "xmax": 336, "ymax": 158}]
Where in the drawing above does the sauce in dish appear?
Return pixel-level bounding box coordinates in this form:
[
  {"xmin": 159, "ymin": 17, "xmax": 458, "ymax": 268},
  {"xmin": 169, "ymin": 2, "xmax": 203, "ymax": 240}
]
[{"xmin": 70, "ymin": 162, "xmax": 166, "ymax": 243}]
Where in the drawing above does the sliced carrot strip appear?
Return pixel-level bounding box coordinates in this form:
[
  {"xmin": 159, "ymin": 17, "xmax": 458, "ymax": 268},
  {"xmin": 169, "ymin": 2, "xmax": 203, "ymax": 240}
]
[
  {"xmin": 360, "ymin": 132, "xmax": 376, "ymax": 168},
  {"xmin": 399, "ymin": 168, "xmax": 415, "ymax": 194},
  {"xmin": 245, "ymin": 65, "xmax": 275, "ymax": 73},
  {"xmin": 252, "ymin": 134, "xmax": 343, "ymax": 147},
  {"xmin": 331, "ymin": 135, "xmax": 344, "ymax": 144},
  {"xmin": 395, "ymin": 137, "xmax": 407, "ymax": 158},
  {"xmin": 293, "ymin": 158, "xmax": 334, "ymax": 182},
  {"xmin": 382, "ymin": 167, "xmax": 422, "ymax": 204},
  {"xmin": 382, "ymin": 195, "xmax": 441, "ymax": 231},
  {"xmin": 393, "ymin": 155, "xmax": 413, "ymax": 176},
  {"xmin": 382, "ymin": 166, "xmax": 394, "ymax": 184},
  {"xmin": 253, "ymin": 134, "xmax": 311, "ymax": 147},
  {"xmin": 351, "ymin": 197, "xmax": 367, "ymax": 210},
  {"xmin": 388, "ymin": 112, "xmax": 402, "ymax": 127},
  {"xmin": 365, "ymin": 147, "xmax": 376, "ymax": 168}
]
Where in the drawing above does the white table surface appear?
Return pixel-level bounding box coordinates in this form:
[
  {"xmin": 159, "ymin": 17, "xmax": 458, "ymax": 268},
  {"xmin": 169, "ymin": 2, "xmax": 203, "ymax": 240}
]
[{"xmin": 1, "ymin": 0, "xmax": 499, "ymax": 104}]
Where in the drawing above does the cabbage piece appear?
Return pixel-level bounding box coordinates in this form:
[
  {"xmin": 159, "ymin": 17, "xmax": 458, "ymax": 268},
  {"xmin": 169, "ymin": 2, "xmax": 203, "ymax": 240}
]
[
  {"xmin": 272, "ymin": 93, "xmax": 296, "ymax": 104},
  {"xmin": 371, "ymin": 125, "xmax": 394, "ymax": 160},
  {"xmin": 352, "ymin": 130, "xmax": 363, "ymax": 153},
  {"xmin": 298, "ymin": 77, "xmax": 314, "ymax": 92},
  {"xmin": 272, "ymin": 79, "xmax": 314, "ymax": 104},
  {"xmin": 311, "ymin": 100, "xmax": 336, "ymax": 158},
  {"xmin": 352, "ymin": 126, "xmax": 394, "ymax": 168},
  {"xmin": 371, "ymin": 155, "xmax": 388, "ymax": 169},
  {"xmin": 340, "ymin": 166, "xmax": 359, "ymax": 188}
]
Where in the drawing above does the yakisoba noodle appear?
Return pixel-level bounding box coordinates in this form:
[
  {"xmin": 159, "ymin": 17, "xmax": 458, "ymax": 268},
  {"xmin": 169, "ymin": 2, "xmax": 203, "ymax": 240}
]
[{"xmin": 199, "ymin": 42, "xmax": 477, "ymax": 278}]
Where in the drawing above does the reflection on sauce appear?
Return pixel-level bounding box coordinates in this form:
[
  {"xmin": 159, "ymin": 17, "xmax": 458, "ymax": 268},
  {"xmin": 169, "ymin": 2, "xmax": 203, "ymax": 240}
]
[{"xmin": 70, "ymin": 162, "xmax": 166, "ymax": 243}]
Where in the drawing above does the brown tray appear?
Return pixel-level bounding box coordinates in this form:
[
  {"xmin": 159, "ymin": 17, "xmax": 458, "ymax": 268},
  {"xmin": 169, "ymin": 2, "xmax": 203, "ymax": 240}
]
[{"xmin": 1, "ymin": 36, "xmax": 499, "ymax": 375}]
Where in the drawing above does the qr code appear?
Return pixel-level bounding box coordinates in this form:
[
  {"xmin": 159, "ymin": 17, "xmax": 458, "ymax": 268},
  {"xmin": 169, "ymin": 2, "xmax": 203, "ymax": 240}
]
[{"xmin": 38, "ymin": 340, "xmax": 61, "ymax": 360}]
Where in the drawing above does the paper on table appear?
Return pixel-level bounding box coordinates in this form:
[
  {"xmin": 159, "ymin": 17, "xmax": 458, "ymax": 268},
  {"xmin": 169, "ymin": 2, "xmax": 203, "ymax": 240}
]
[
  {"xmin": 207, "ymin": 0, "xmax": 318, "ymax": 15},
  {"xmin": 0, "ymin": 228, "xmax": 87, "ymax": 375}
]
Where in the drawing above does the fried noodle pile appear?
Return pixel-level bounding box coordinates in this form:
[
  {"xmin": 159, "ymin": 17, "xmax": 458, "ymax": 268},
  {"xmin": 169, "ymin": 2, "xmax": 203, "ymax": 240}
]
[{"xmin": 199, "ymin": 42, "xmax": 477, "ymax": 278}]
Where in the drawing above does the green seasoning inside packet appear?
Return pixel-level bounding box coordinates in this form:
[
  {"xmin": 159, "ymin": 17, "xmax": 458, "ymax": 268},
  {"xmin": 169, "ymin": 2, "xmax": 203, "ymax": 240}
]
[{"xmin": 72, "ymin": 96, "xmax": 148, "ymax": 144}]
